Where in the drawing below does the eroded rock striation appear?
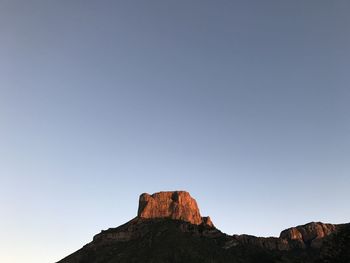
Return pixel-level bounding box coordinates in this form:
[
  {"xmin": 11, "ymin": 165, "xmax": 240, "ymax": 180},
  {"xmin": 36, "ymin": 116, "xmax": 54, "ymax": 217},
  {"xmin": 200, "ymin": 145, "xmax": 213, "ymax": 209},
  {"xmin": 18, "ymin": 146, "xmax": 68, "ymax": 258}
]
[{"xmin": 138, "ymin": 191, "xmax": 213, "ymax": 226}]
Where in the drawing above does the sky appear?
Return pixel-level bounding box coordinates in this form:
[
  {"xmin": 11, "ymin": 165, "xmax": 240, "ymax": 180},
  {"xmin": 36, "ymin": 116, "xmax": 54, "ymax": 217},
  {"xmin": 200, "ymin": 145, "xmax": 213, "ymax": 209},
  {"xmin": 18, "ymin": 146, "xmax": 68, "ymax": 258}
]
[{"xmin": 1, "ymin": 1, "xmax": 349, "ymax": 262}]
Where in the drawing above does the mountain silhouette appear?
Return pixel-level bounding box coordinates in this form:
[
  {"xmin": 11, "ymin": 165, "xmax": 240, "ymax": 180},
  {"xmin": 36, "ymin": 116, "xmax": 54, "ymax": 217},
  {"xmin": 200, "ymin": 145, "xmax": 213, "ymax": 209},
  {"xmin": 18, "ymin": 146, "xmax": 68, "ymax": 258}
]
[{"xmin": 57, "ymin": 191, "xmax": 350, "ymax": 263}]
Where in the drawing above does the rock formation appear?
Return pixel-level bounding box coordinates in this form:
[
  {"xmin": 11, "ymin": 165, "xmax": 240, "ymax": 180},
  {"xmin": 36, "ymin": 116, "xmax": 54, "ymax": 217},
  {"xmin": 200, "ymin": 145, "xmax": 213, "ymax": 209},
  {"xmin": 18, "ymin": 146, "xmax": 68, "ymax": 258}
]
[
  {"xmin": 137, "ymin": 191, "xmax": 213, "ymax": 227},
  {"xmin": 57, "ymin": 191, "xmax": 349, "ymax": 263},
  {"xmin": 280, "ymin": 222, "xmax": 337, "ymax": 248}
]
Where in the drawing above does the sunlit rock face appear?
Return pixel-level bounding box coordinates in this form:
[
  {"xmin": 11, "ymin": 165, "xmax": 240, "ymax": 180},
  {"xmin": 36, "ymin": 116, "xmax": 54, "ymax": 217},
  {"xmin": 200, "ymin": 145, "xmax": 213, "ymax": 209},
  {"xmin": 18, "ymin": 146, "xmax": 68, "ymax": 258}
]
[
  {"xmin": 137, "ymin": 191, "xmax": 212, "ymax": 226},
  {"xmin": 280, "ymin": 222, "xmax": 337, "ymax": 248}
]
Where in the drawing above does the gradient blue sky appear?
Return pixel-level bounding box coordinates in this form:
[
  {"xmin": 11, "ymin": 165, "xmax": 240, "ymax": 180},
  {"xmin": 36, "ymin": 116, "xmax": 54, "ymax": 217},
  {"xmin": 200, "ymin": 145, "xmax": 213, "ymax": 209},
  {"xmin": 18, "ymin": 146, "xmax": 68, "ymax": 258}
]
[{"xmin": 1, "ymin": 1, "xmax": 350, "ymax": 262}]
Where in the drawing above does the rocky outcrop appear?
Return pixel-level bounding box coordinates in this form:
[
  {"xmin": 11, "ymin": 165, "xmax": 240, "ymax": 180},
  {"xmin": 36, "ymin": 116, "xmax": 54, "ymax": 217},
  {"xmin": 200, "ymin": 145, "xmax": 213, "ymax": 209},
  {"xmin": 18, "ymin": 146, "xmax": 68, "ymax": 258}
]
[
  {"xmin": 137, "ymin": 191, "xmax": 213, "ymax": 226},
  {"xmin": 202, "ymin": 216, "xmax": 214, "ymax": 228},
  {"xmin": 226, "ymin": 222, "xmax": 339, "ymax": 251},
  {"xmin": 228, "ymin": 235, "xmax": 290, "ymax": 250},
  {"xmin": 93, "ymin": 218, "xmax": 141, "ymax": 243},
  {"xmin": 91, "ymin": 191, "xmax": 214, "ymax": 244},
  {"xmin": 280, "ymin": 222, "xmax": 337, "ymax": 248}
]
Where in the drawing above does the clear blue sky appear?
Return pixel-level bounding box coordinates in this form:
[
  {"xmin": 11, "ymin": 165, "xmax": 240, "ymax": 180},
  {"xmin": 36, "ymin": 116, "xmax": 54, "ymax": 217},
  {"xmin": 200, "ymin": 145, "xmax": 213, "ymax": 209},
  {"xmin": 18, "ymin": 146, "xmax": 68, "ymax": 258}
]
[{"xmin": 1, "ymin": 1, "xmax": 349, "ymax": 262}]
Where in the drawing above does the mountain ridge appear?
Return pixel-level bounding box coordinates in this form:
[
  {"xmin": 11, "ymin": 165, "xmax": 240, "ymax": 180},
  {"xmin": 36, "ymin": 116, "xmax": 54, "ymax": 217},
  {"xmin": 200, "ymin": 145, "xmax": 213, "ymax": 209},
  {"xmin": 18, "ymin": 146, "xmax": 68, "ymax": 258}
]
[{"xmin": 57, "ymin": 191, "xmax": 350, "ymax": 263}]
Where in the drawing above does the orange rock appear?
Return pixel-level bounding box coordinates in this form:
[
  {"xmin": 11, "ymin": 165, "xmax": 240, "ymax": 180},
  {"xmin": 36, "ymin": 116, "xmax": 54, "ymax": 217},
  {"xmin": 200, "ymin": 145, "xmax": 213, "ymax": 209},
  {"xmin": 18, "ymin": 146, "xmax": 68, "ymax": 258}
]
[
  {"xmin": 137, "ymin": 191, "xmax": 212, "ymax": 226},
  {"xmin": 279, "ymin": 222, "xmax": 337, "ymax": 248}
]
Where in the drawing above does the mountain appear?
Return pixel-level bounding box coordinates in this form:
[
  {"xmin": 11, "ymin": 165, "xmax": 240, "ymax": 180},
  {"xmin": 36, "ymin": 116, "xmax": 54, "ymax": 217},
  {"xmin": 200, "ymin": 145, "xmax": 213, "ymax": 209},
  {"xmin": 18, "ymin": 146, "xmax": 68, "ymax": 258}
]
[{"xmin": 57, "ymin": 191, "xmax": 350, "ymax": 263}]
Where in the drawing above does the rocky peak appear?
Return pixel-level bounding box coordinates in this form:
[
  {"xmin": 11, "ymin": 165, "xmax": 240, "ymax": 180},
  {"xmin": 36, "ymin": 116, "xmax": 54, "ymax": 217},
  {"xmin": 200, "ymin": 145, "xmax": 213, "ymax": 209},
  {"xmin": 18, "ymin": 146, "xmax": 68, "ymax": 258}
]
[
  {"xmin": 137, "ymin": 191, "xmax": 213, "ymax": 226},
  {"xmin": 279, "ymin": 222, "xmax": 337, "ymax": 248}
]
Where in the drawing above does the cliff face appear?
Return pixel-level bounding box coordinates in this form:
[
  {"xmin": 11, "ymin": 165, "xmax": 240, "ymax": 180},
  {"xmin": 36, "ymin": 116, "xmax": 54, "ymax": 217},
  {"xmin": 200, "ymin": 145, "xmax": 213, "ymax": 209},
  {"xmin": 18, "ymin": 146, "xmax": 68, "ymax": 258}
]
[
  {"xmin": 280, "ymin": 222, "xmax": 337, "ymax": 248},
  {"xmin": 138, "ymin": 191, "xmax": 213, "ymax": 227}
]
